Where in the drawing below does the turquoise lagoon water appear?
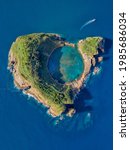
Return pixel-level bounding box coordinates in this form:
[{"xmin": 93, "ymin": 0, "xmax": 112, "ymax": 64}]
[
  {"xmin": 48, "ymin": 46, "xmax": 84, "ymax": 83},
  {"xmin": 0, "ymin": 0, "xmax": 113, "ymax": 150}
]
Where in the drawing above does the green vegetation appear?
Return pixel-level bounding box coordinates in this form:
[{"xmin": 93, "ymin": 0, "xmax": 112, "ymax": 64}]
[
  {"xmin": 10, "ymin": 33, "xmax": 73, "ymax": 115},
  {"xmin": 9, "ymin": 33, "xmax": 103, "ymax": 116},
  {"xmin": 78, "ymin": 37, "xmax": 103, "ymax": 57}
]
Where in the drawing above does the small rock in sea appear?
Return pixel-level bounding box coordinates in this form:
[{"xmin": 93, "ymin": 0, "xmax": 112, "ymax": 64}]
[
  {"xmin": 91, "ymin": 57, "xmax": 96, "ymax": 66},
  {"xmin": 67, "ymin": 108, "xmax": 76, "ymax": 117},
  {"xmin": 98, "ymin": 56, "xmax": 103, "ymax": 62},
  {"xmin": 59, "ymin": 115, "xmax": 64, "ymax": 120},
  {"xmin": 93, "ymin": 67, "xmax": 100, "ymax": 75}
]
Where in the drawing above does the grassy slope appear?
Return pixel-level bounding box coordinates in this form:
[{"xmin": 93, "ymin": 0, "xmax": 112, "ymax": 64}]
[
  {"xmin": 10, "ymin": 33, "xmax": 73, "ymax": 115},
  {"xmin": 78, "ymin": 37, "xmax": 103, "ymax": 57},
  {"xmin": 10, "ymin": 34, "xmax": 103, "ymax": 115}
]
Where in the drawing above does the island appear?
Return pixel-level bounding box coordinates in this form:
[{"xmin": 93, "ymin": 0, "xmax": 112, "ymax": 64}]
[{"xmin": 8, "ymin": 33, "xmax": 104, "ymax": 117}]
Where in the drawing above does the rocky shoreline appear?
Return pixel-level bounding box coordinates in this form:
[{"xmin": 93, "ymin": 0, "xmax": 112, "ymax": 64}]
[
  {"xmin": 9, "ymin": 51, "xmax": 58, "ymax": 117},
  {"xmin": 8, "ymin": 34, "xmax": 104, "ymax": 117},
  {"xmin": 67, "ymin": 38, "xmax": 104, "ymax": 93},
  {"xmin": 8, "ymin": 40, "xmax": 77, "ymax": 117},
  {"xmin": 67, "ymin": 43, "xmax": 92, "ymax": 90}
]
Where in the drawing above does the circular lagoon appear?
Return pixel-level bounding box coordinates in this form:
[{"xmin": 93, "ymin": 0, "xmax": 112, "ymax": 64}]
[{"xmin": 48, "ymin": 46, "xmax": 84, "ymax": 83}]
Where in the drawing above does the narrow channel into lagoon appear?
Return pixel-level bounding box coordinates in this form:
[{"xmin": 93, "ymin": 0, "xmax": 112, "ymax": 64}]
[{"xmin": 48, "ymin": 46, "xmax": 84, "ymax": 83}]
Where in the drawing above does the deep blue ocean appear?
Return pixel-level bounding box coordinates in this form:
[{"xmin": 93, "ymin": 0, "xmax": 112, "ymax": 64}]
[{"xmin": 0, "ymin": 0, "xmax": 113, "ymax": 150}]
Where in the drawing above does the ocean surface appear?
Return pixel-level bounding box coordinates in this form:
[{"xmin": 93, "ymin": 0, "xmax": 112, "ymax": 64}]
[{"xmin": 0, "ymin": 0, "xmax": 113, "ymax": 150}]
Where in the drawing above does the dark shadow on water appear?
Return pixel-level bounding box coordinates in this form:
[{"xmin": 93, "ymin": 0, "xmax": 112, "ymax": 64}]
[
  {"xmin": 63, "ymin": 88, "xmax": 93, "ymax": 114},
  {"xmin": 104, "ymin": 38, "xmax": 113, "ymax": 54},
  {"xmin": 72, "ymin": 37, "xmax": 112, "ymax": 114},
  {"xmin": 47, "ymin": 47, "xmax": 65, "ymax": 84},
  {"xmin": 94, "ymin": 37, "xmax": 113, "ymax": 64},
  {"xmin": 48, "ymin": 37, "xmax": 113, "ymax": 115},
  {"xmin": 96, "ymin": 38, "xmax": 113, "ymax": 56},
  {"xmin": 48, "ymin": 46, "xmax": 84, "ymax": 84},
  {"xmin": 102, "ymin": 56, "xmax": 110, "ymax": 62},
  {"xmin": 78, "ymin": 88, "xmax": 93, "ymax": 100},
  {"xmin": 74, "ymin": 88, "xmax": 93, "ymax": 113}
]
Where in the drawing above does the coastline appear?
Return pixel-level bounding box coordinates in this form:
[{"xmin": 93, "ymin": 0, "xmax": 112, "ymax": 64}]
[
  {"xmin": 8, "ymin": 33, "xmax": 104, "ymax": 117},
  {"xmin": 66, "ymin": 41, "xmax": 92, "ymax": 91},
  {"xmin": 8, "ymin": 36, "xmax": 74, "ymax": 117},
  {"xmin": 8, "ymin": 50, "xmax": 53, "ymax": 113}
]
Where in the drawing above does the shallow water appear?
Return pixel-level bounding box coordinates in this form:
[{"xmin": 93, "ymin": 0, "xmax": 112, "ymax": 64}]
[{"xmin": 48, "ymin": 46, "xmax": 84, "ymax": 83}]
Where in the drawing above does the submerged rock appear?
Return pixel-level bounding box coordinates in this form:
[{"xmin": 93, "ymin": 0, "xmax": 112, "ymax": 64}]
[{"xmin": 98, "ymin": 56, "xmax": 103, "ymax": 62}]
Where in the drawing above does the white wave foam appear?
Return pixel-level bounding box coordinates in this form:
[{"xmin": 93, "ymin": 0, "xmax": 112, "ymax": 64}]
[{"xmin": 80, "ymin": 18, "xmax": 96, "ymax": 31}]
